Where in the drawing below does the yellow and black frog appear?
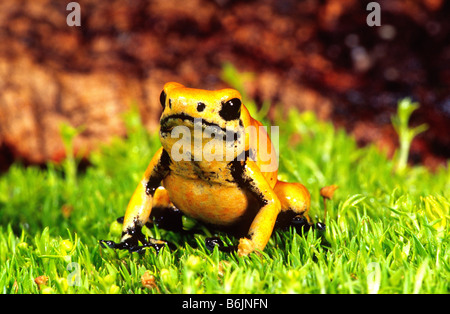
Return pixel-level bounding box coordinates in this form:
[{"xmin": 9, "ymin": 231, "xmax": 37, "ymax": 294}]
[{"xmin": 101, "ymin": 82, "xmax": 324, "ymax": 256}]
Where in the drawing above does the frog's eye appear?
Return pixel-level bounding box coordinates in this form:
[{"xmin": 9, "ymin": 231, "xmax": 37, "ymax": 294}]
[
  {"xmin": 220, "ymin": 98, "xmax": 241, "ymax": 121},
  {"xmin": 160, "ymin": 90, "xmax": 167, "ymax": 109}
]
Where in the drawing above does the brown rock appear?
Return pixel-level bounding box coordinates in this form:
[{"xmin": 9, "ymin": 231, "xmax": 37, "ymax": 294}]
[{"xmin": 0, "ymin": 0, "xmax": 448, "ymax": 170}]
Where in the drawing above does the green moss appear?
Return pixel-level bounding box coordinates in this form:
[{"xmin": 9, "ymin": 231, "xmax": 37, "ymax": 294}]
[{"xmin": 0, "ymin": 80, "xmax": 448, "ymax": 294}]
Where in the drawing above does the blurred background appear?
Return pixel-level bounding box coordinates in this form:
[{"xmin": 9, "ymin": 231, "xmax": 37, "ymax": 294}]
[{"xmin": 0, "ymin": 0, "xmax": 448, "ymax": 172}]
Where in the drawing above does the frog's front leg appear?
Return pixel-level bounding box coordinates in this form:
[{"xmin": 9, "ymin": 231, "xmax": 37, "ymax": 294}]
[
  {"xmin": 100, "ymin": 147, "xmax": 172, "ymax": 253},
  {"xmin": 230, "ymin": 159, "xmax": 281, "ymax": 256}
]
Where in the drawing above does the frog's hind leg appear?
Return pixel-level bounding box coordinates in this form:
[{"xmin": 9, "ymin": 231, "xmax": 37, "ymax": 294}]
[
  {"xmin": 273, "ymin": 181, "xmax": 313, "ymax": 232},
  {"xmin": 147, "ymin": 186, "xmax": 184, "ymax": 232}
]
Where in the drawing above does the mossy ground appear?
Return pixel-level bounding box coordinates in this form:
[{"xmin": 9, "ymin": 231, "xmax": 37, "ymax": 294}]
[{"xmin": 0, "ymin": 89, "xmax": 449, "ymax": 294}]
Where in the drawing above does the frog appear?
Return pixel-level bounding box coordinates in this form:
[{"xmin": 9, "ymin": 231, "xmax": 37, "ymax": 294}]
[{"xmin": 100, "ymin": 82, "xmax": 324, "ymax": 256}]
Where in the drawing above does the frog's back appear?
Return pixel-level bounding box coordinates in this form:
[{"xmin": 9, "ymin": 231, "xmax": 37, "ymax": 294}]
[{"xmin": 240, "ymin": 105, "xmax": 278, "ymax": 189}]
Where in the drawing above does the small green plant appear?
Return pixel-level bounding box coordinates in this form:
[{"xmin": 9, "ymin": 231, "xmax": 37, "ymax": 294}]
[
  {"xmin": 391, "ymin": 98, "xmax": 428, "ymax": 173},
  {"xmin": 59, "ymin": 122, "xmax": 85, "ymax": 187}
]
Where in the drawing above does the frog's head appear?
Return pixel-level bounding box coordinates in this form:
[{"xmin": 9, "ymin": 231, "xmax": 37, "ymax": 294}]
[
  {"xmin": 158, "ymin": 82, "xmax": 247, "ymax": 162},
  {"xmin": 159, "ymin": 82, "xmax": 244, "ymax": 135}
]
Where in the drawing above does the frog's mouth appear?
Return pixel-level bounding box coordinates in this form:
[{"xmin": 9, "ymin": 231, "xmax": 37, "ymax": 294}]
[
  {"xmin": 161, "ymin": 113, "xmax": 224, "ymax": 134},
  {"xmin": 160, "ymin": 113, "xmax": 243, "ymax": 142}
]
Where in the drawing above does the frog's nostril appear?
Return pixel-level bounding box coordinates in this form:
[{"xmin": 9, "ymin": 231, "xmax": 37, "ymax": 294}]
[{"xmin": 197, "ymin": 102, "xmax": 206, "ymax": 112}]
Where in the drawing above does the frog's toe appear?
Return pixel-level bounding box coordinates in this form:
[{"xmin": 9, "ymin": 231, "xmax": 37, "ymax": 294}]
[
  {"xmin": 291, "ymin": 216, "xmax": 312, "ymax": 232},
  {"xmin": 291, "ymin": 216, "xmax": 326, "ymax": 234},
  {"xmin": 143, "ymin": 237, "xmax": 175, "ymax": 252},
  {"xmin": 237, "ymin": 238, "xmax": 255, "ymax": 256},
  {"xmin": 275, "ymin": 212, "xmax": 326, "ymax": 235},
  {"xmin": 205, "ymin": 236, "xmax": 224, "ymax": 251},
  {"xmin": 205, "ymin": 236, "xmax": 236, "ymax": 253},
  {"xmin": 99, "ymin": 239, "xmax": 119, "ymax": 249},
  {"xmin": 99, "ymin": 237, "xmax": 173, "ymax": 254},
  {"xmin": 315, "ymin": 222, "xmax": 326, "ymax": 231},
  {"xmin": 99, "ymin": 239, "xmax": 141, "ymax": 252}
]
